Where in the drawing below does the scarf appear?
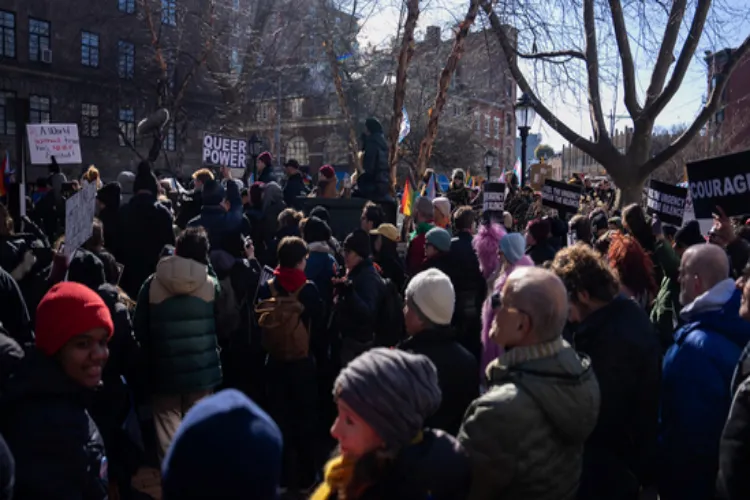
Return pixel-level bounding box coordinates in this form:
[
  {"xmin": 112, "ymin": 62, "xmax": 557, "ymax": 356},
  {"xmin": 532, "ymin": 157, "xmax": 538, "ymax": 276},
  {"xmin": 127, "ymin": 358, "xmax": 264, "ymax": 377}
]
[
  {"xmin": 273, "ymin": 267, "xmax": 307, "ymax": 293},
  {"xmin": 310, "ymin": 456, "xmax": 357, "ymax": 500},
  {"xmin": 409, "ymin": 221, "xmax": 434, "ymax": 242}
]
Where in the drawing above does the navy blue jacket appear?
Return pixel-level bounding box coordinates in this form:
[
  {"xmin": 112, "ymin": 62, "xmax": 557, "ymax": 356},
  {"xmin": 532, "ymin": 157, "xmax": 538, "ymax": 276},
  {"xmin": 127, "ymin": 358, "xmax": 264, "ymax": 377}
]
[
  {"xmin": 188, "ymin": 178, "xmax": 244, "ymax": 253},
  {"xmin": 659, "ymin": 286, "xmax": 750, "ymax": 500}
]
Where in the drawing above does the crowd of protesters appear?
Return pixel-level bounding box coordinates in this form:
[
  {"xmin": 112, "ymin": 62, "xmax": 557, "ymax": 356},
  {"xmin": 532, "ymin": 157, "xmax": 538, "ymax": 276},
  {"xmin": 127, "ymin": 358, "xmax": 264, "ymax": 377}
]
[{"xmin": 3, "ymin": 141, "xmax": 750, "ymax": 500}]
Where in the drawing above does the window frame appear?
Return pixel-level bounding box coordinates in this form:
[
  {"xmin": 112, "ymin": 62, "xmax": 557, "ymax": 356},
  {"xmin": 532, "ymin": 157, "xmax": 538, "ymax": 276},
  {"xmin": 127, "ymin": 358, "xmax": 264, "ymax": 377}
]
[
  {"xmin": 290, "ymin": 98, "xmax": 304, "ymax": 119},
  {"xmin": 29, "ymin": 17, "xmax": 51, "ymax": 63},
  {"xmin": 29, "ymin": 94, "xmax": 51, "ymax": 124},
  {"xmin": 506, "ymin": 113, "xmax": 513, "ymax": 136},
  {"xmin": 81, "ymin": 103, "xmax": 99, "ymax": 138},
  {"xmin": 118, "ymin": 107, "xmax": 135, "ymax": 146},
  {"xmin": 0, "ymin": 90, "xmax": 16, "ymax": 135},
  {"xmin": 484, "ymin": 114, "xmax": 491, "ymax": 138},
  {"xmin": 0, "ymin": 10, "xmax": 15, "ymax": 58},
  {"xmin": 165, "ymin": 122, "xmax": 176, "ymax": 151},
  {"xmin": 118, "ymin": 40, "xmax": 135, "ymax": 79},
  {"xmin": 81, "ymin": 31, "xmax": 99, "ymax": 68},
  {"xmin": 493, "ymin": 116, "xmax": 501, "ymax": 140},
  {"xmin": 161, "ymin": 0, "xmax": 177, "ymax": 26},
  {"xmin": 118, "ymin": 0, "xmax": 136, "ymax": 14}
]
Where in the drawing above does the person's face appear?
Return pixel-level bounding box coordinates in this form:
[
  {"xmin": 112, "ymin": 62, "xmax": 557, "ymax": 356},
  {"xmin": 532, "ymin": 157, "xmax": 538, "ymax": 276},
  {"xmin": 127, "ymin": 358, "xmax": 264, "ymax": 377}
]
[
  {"xmin": 194, "ymin": 179, "xmax": 204, "ymax": 191},
  {"xmin": 373, "ymin": 235, "xmax": 383, "ymax": 253},
  {"xmin": 360, "ymin": 215, "xmax": 374, "ymax": 232},
  {"xmin": 57, "ymin": 328, "xmax": 110, "ymax": 388},
  {"xmin": 295, "ymin": 254, "xmax": 308, "ymax": 272},
  {"xmin": 498, "ymin": 249, "xmax": 510, "ymax": 270},
  {"xmin": 256, "ymin": 159, "xmax": 265, "ymax": 170},
  {"xmin": 403, "ymin": 300, "xmax": 424, "ymax": 335},
  {"xmin": 454, "ymin": 177, "xmax": 464, "ymax": 187},
  {"xmin": 525, "ymin": 231, "xmax": 536, "ymax": 246},
  {"xmin": 242, "ymin": 193, "xmax": 249, "ymax": 205},
  {"xmin": 331, "ymin": 399, "xmax": 383, "ymax": 460},
  {"xmin": 678, "ymin": 256, "xmax": 702, "ymax": 305},
  {"xmin": 737, "ymin": 270, "xmax": 750, "ymax": 320},
  {"xmin": 285, "ymin": 166, "xmax": 295, "ymax": 176},
  {"xmin": 489, "ymin": 289, "xmax": 532, "ymax": 348},
  {"xmin": 424, "ymin": 242, "xmax": 438, "ymax": 259},
  {"xmin": 344, "ymin": 249, "xmax": 361, "ymax": 271}
]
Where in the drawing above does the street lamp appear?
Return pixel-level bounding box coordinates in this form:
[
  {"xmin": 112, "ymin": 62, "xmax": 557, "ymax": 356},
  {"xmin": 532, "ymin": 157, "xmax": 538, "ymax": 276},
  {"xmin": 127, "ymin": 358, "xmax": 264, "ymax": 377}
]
[
  {"xmin": 515, "ymin": 92, "xmax": 536, "ymax": 187},
  {"xmin": 483, "ymin": 150, "xmax": 494, "ymax": 183},
  {"xmin": 248, "ymin": 133, "xmax": 263, "ymax": 183}
]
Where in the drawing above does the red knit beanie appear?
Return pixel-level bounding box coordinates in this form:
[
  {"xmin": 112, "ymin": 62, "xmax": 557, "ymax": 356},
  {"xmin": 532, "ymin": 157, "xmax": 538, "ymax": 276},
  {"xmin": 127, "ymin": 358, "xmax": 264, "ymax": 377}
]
[
  {"xmin": 35, "ymin": 282, "xmax": 114, "ymax": 356},
  {"xmin": 319, "ymin": 165, "xmax": 335, "ymax": 180}
]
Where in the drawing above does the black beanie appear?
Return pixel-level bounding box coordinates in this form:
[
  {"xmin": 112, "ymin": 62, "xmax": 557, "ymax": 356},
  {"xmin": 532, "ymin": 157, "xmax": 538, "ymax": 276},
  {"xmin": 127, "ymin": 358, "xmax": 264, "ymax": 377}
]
[
  {"xmin": 675, "ymin": 220, "xmax": 705, "ymax": 248},
  {"xmin": 133, "ymin": 161, "xmax": 159, "ymax": 196},
  {"xmin": 344, "ymin": 229, "xmax": 371, "ymax": 258},
  {"xmin": 68, "ymin": 249, "xmax": 107, "ymax": 292}
]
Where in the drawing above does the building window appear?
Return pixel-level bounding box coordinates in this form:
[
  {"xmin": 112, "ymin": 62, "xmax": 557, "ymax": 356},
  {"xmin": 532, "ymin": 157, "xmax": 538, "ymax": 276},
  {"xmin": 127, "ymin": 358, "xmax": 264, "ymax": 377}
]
[
  {"xmin": 29, "ymin": 95, "xmax": 50, "ymax": 124},
  {"xmin": 161, "ymin": 0, "xmax": 177, "ymax": 26},
  {"xmin": 484, "ymin": 115, "xmax": 491, "ymax": 137},
  {"xmin": 118, "ymin": 107, "xmax": 135, "ymax": 146},
  {"xmin": 29, "ymin": 19, "xmax": 50, "ymax": 63},
  {"xmin": 290, "ymin": 98, "xmax": 304, "ymax": 118},
  {"xmin": 506, "ymin": 114, "xmax": 513, "ymax": 136},
  {"xmin": 474, "ymin": 112, "xmax": 480, "ymax": 133},
  {"xmin": 0, "ymin": 11, "xmax": 15, "ymax": 58},
  {"xmin": 165, "ymin": 123, "xmax": 176, "ymax": 151},
  {"xmin": 493, "ymin": 117, "xmax": 500, "ymax": 139},
  {"xmin": 506, "ymin": 77, "xmax": 513, "ymax": 98},
  {"xmin": 257, "ymin": 102, "xmax": 272, "ymax": 121},
  {"xmin": 118, "ymin": 41, "xmax": 134, "ymax": 79},
  {"xmin": 81, "ymin": 31, "xmax": 99, "ymax": 67},
  {"xmin": 285, "ymin": 136, "xmax": 309, "ymax": 166},
  {"xmin": 81, "ymin": 103, "xmax": 99, "ymax": 137},
  {"xmin": 324, "ymin": 135, "xmax": 347, "ymax": 165},
  {"xmin": 119, "ymin": 0, "xmax": 135, "ymax": 13},
  {"xmin": 0, "ymin": 91, "xmax": 16, "ymax": 135}
]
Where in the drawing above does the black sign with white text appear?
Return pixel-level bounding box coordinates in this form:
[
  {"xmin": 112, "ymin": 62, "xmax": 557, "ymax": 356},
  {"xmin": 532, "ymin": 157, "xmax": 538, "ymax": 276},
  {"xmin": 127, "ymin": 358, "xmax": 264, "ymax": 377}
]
[
  {"xmin": 687, "ymin": 150, "xmax": 750, "ymax": 218},
  {"xmin": 202, "ymin": 133, "xmax": 248, "ymax": 168},
  {"xmin": 483, "ymin": 182, "xmax": 506, "ymax": 214},
  {"xmin": 541, "ymin": 179, "xmax": 583, "ymax": 213},
  {"xmin": 646, "ymin": 179, "xmax": 687, "ymax": 226}
]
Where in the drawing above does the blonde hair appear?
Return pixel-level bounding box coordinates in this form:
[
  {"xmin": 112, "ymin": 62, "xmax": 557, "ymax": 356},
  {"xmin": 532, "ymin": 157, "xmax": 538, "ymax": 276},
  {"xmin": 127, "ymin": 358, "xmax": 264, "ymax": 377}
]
[
  {"xmin": 83, "ymin": 165, "xmax": 102, "ymax": 188},
  {"xmin": 192, "ymin": 168, "xmax": 215, "ymax": 182}
]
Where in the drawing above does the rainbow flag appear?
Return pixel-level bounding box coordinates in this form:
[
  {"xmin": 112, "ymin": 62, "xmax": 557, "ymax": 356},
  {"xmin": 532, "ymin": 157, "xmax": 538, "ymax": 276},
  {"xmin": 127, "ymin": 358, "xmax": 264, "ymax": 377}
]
[
  {"xmin": 0, "ymin": 152, "xmax": 8, "ymax": 197},
  {"xmin": 400, "ymin": 179, "xmax": 417, "ymax": 216},
  {"xmin": 466, "ymin": 172, "xmax": 474, "ymax": 188}
]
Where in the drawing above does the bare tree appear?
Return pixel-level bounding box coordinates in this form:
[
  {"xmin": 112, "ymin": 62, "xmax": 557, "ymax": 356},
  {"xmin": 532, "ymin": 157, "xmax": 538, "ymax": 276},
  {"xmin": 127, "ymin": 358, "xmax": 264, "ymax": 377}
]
[{"xmin": 481, "ymin": 0, "xmax": 750, "ymax": 205}]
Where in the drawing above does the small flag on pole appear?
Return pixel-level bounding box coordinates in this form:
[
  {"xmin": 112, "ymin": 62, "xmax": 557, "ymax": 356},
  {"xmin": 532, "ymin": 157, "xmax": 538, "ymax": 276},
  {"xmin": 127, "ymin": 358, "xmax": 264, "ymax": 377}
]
[
  {"xmin": 400, "ymin": 179, "xmax": 417, "ymax": 216},
  {"xmin": 424, "ymin": 173, "xmax": 437, "ymax": 201},
  {"xmin": 398, "ymin": 107, "xmax": 411, "ymax": 143}
]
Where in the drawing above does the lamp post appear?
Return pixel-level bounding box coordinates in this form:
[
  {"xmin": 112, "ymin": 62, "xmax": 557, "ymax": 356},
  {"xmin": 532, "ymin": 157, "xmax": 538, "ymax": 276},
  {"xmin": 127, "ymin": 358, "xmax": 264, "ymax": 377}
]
[
  {"xmin": 248, "ymin": 133, "xmax": 263, "ymax": 183},
  {"xmin": 515, "ymin": 93, "xmax": 536, "ymax": 187},
  {"xmin": 484, "ymin": 150, "xmax": 494, "ymax": 183}
]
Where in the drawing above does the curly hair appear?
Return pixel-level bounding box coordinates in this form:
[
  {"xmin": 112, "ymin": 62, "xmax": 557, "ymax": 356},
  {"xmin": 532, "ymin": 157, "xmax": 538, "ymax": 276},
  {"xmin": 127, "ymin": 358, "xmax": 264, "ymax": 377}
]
[
  {"xmin": 607, "ymin": 232, "xmax": 657, "ymax": 298},
  {"xmin": 550, "ymin": 244, "xmax": 619, "ymax": 304}
]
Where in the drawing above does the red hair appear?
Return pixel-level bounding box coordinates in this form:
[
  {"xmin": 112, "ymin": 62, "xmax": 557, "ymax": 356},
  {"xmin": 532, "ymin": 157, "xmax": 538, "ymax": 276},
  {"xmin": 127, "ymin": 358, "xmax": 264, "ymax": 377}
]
[{"xmin": 607, "ymin": 232, "xmax": 657, "ymax": 298}]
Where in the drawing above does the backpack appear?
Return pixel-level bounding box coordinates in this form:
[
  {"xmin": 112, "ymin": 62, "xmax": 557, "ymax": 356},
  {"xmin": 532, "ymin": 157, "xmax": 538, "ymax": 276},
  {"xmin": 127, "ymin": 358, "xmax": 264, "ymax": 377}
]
[
  {"xmin": 255, "ymin": 280, "xmax": 311, "ymax": 361},
  {"xmin": 374, "ymin": 277, "xmax": 406, "ymax": 347},
  {"xmin": 215, "ymin": 274, "xmax": 242, "ymax": 341}
]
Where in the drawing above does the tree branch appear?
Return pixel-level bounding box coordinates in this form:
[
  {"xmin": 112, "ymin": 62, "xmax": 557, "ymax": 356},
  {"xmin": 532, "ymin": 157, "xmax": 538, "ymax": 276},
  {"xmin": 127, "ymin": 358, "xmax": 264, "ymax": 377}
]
[
  {"xmin": 582, "ymin": 0, "xmax": 609, "ymax": 143},
  {"xmin": 481, "ymin": 1, "xmax": 600, "ymax": 157},
  {"xmin": 644, "ymin": 0, "xmax": 687, "ymax": 106},
  {"xmin": 640, "ymin": 35, "xmax": 750, "ymax": 177},
  {"xmin": 608, "ymin": 0, "xmax": 641, "ymax": 117},
  {"xmin": 644, "ymin": 0, "xmax": 710, "ymax": 119},
  {"xmin": 516, "ymin": 49, "xmax": 586, "ymax": 61}
]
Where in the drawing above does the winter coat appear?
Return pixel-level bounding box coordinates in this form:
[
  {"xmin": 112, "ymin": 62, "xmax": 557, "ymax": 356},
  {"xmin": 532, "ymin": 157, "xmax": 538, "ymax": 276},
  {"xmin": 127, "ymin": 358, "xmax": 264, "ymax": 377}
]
[
  {"xmin": 568, "ymin": 295, "xmax": 661, "ymax": 499},
  {"xmin": 649, "ymin": 240, "xmax": 681, "ymax": 351},
  {"xmin": 283, "ymin": 172, "xmax": 309, "ymax": 210},
  {"xmin": 188, "ymin": 178, "xmax": 245, "ymax": 254},
  {"xmin": 399, "ymin": 326, "xmax": 478, "ymax": 436},
  {"xmin": 260, "ymin": 183, "xmax": 286, "ymax": 264},
  {"xmin": 458, "ymin": 338, "xmax": 600, "ymax": 500},
  {"xmin": 0, "ymin": 231, "xmax": 53, "ymax": 325},
  {"xmin": 97, "ymin": 182, "xmax": 121, "ymax": 253},
  {"xmin": 257, "ymin": 166, "xmax": 274, "ymax": 185},
  {"xmin": 0, "ymin": 330, "xmax": 23, "ymax": 394},
  {"xmin": 116, "ymin": 192, "xmax": 175, "ymax": 299},
  {"xmin": 134, "ymin": 255, "xmax": 222, "ymax": 395},
  {"xmin": 446, "ymin": 184, "xmax": 472, "ymax": 208},
  {"xmin": 450, "ymin": 231, "xmax": 486, "ymax": 359},
  {"xmin": 335, "ymin": 259, "xmax": 385, "ymax": 344},
  {"xmin": 357, "ymin": 118, "xmax": 390, "ymax": 201},
  {"xmin": 0, "ymin": 266, "xmax": 32, "ymax": 345},
  {"xmin": 526, "ymin": 242, "xmax": 557, "ymax": 266},
  {"xmin": 176, "ymin": 189, "xmax": 203, "ymax": 229},
  {"xmin": 659, "ymin": 280, "xmax": 750, "ymax": 500},
  {"xmin": 374, "ymin": 243, "xmax": 407, "ymax": 294},
  {"xmin": 305, "ymin": 242, "xmax": 338, "ymax": 314},
  {"xmin": 0, "ymin": 349, "xmax": 109, "ymax": 500},
  {"xmin": 406, "ymin": 222, "xmax": 434, "ymax": 276}
]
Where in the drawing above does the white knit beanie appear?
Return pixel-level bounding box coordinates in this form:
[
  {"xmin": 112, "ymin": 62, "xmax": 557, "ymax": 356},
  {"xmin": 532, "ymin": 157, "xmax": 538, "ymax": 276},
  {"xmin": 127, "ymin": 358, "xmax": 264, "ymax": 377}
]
[{"xmin": 406, "ymin": 269, "xmax": 455, "ymax": 325}]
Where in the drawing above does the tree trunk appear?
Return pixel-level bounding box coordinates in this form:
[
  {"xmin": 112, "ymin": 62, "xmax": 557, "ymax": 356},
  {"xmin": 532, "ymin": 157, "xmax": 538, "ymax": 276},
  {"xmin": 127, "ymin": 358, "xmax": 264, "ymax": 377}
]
[
  {"xmin": 415, "ymin": 0, "xmax": 480, "ymax": 178},
  {"xmin": 617, "ymin": 179, "xmax": 645, "ymax": 208}
]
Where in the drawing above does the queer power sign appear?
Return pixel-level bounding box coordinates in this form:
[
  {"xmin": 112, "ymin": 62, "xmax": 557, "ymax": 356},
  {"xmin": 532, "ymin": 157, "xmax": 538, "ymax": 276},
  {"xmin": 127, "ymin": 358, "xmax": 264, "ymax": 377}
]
[{"xmin": 202, "ymin": 134, "xmax": 248, "ymax": 168}]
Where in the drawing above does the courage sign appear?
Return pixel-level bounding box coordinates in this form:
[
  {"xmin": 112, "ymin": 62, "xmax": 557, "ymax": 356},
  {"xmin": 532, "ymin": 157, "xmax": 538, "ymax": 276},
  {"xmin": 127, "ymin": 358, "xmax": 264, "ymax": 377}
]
[
  {"xmin": 202, "ymin": 133, "xmax": 248, "ymax": 169},
  {"xmin": 686, "ymin": 150, "xmax": 750, "ymax": 219}
]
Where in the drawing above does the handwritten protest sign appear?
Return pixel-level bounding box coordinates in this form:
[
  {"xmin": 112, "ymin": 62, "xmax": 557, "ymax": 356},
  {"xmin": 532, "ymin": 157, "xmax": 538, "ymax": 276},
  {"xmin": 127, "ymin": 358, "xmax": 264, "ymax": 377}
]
[
  {"xmin": 541, "ymin": 179, "xmax": 584, "ymax": 214},
  {"xmin": 203, "ymin": 133, "xmax": 247, "ymax": 168},
  {"xmin": 26, "ymin": 124, "xmax": 82, "ymax": 165},
  {"xmin": 646, "ymin": 180, "xmax": 687, "ymax": 226},
  {"xmin": 64, "ymin": 181, "xmax": 97, "ymax": 257}
]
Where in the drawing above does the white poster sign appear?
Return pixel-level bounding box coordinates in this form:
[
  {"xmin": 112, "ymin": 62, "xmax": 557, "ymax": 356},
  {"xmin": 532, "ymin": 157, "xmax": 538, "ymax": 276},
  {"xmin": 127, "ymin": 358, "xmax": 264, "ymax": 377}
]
[
  {"xmin": 64, "ymin": 181, "xmax": 97, "ymax": 257},
  {"xmin": 202, "ymin": 133, "xmax": 248, "ymax": 168},
  {"xmin": 26, "ymin": 123, "xmax": 82, "ymax": 165}
]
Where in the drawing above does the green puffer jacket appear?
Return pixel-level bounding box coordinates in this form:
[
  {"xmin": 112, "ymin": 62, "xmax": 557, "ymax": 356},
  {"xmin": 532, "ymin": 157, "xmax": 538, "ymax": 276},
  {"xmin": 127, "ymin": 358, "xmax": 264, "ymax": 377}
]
[
  {"xmin": 134, "ymin": 255, "xmax": 222, "ymax": 395},
  {"xmin": 458, "ymin": 338, "xmax": 600, "ymax": 500}
]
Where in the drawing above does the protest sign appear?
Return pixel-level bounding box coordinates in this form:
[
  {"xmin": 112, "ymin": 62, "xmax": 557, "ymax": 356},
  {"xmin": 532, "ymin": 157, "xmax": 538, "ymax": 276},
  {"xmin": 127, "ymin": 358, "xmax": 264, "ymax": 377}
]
[
  {"xmin": 541, "ymin": 179, "xmax": 583, "ymax": 213},
  {"xmin": 483, "ymin": 182, "xmax": 506, "ymax": 214},
  {"xmin": 686, "ymin": 150, "xmax": 750, "ymax": 218},
  {"xmin": 64, "ymin": 181, "xmax": 97, "ymax": 257},
  {"xmin": 646, "ymin": 180, "xmax": 687, "ymax": 226},
  {"xmin": 26, "ymin": 124, "xmax": 82, "ymax": 164},
  {"xmin": 202, "ymin": 133, "xmax": 248, "ymax": 168}
]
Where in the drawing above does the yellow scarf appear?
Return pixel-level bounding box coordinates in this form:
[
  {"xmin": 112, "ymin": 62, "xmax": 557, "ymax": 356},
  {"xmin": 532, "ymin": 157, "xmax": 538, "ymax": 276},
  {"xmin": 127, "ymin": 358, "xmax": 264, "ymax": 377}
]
[{"xmin": 310, "ymin": 456, "xmax": 356, "ymax": 500}]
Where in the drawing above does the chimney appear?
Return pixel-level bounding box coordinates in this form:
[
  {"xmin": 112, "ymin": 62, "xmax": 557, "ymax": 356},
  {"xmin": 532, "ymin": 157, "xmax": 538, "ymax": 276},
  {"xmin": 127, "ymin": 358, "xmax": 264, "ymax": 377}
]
[{"xmin": 426, "ymin": 26, "xmax": 441, "ymax": 45}]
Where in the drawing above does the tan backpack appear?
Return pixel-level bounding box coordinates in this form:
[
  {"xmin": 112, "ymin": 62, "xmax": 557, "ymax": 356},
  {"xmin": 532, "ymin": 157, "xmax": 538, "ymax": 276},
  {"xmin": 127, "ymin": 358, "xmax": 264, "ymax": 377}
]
[{"xmin": 255, "ymin": 280, "xmax": 310, "ymax": 361}]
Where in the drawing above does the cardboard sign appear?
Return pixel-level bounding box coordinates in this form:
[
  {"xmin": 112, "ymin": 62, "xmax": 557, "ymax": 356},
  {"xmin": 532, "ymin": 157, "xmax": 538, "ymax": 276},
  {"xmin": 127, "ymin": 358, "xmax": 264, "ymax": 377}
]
[
  {"xmin": 64, "ymin": 181, "xmax": 97, "ymax": 257},
  {"xmin": 687, "ymin": 150, "xmax": 750, "ymax": 218},
  {"xmin": 483, "ymin": 182, "xmax": 506, "ymax": 213},
  {"xmin": 529, "ymin": 163, "xmax": 554, "ymax": 191},
  {"xmin": 202, "ymin": 134, "xmax": 248, "ymax": 168},
  {"xmin": 541, "ymin": 179, "xmax": 583, "ymax": 213},
  {"xmin": 646, "ymin": 179, "xmax": 687, "ymax": 226},
  {"xmin": 26, "ymin": 123, "xmax": 82, "ymax": 165}
]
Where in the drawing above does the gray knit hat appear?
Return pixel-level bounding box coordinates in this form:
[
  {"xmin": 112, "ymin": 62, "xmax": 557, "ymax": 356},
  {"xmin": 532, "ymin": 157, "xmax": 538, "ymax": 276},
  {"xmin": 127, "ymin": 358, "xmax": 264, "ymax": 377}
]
[{"xmin": 334, "ymin": 348, "xmax": 441, "ymax": 448}]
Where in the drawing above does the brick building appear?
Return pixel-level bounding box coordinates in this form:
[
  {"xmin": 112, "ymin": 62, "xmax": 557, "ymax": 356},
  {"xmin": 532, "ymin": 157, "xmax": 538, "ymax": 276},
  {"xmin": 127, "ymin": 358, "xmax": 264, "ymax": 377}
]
[{"xmin": 705, "ymin": 48, "xmax": 750, "ymax": 153}]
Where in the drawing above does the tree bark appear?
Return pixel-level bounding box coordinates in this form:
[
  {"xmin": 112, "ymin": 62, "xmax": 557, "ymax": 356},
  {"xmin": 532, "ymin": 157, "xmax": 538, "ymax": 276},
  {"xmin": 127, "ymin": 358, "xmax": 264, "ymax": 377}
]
[
  {"xmin": 415, "ymin": 0, "xmax": 480, "ymax": 178},
  {"xmin": 387, "ymin": 0, "xmax": 420, "ymax": 195}
]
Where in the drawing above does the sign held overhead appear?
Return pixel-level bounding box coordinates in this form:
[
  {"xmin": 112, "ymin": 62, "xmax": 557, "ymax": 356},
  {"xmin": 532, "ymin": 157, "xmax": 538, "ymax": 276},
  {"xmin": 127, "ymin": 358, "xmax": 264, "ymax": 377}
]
[
  {"xmin": 202, "ymin": 133, "xmax": 248, "ymax": 169},
  {"xmin": 541, "ymin": 179, "xmax": 583, "ymax": 214},
  {"xmin": 687, "ymin": 150, "xmax": 750, "ymax": 219},
  {"xmin": 646, "ymin": 179, "xmax": 687, "ymax": 226},
  {"xmin": 26, "ymin": 123, "xmax": 82, "ymax": 165}
]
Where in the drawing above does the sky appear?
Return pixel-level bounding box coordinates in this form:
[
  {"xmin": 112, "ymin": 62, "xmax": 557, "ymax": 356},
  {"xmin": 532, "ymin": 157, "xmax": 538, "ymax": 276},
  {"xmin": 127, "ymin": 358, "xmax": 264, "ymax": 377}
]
[{"xmin": 356, "ymin": 0, "xmax": 750, "ymax": 151}]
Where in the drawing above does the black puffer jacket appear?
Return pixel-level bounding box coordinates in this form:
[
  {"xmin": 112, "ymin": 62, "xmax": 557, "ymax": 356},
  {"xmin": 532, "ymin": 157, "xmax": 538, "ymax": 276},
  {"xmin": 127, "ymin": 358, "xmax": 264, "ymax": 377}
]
[
  {"xmin": 718, "ymin": 343, "xmax": 750, "ymax": 500},
  {"xmin": 283, "ymin": 172, "xmax": 309, "ymax": 210},
  {"xmin": 357, "ymin": 118, "xmax": 390, "ymax": 200},
  {"xmin": 0, "ymin": 349, "xmax": 108, "ymax": 500},
  {"xmin": 0, "ymin": 266, "xmax": 32, "ymax": 345},
  {"xmin": 335, "ymin": 259, "xmax": 385, "ymax": 344}
]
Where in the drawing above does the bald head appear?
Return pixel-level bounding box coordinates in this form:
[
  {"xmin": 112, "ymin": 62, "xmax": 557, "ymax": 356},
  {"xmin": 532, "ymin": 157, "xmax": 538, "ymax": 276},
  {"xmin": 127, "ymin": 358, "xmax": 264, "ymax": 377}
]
[
  {"xmin": 683, "ymin": 243, "xmax": 730, "ymax": 288},
  {"xmin": 504, "ymin": 267, "xmax": 569, "ymax": 341}
]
